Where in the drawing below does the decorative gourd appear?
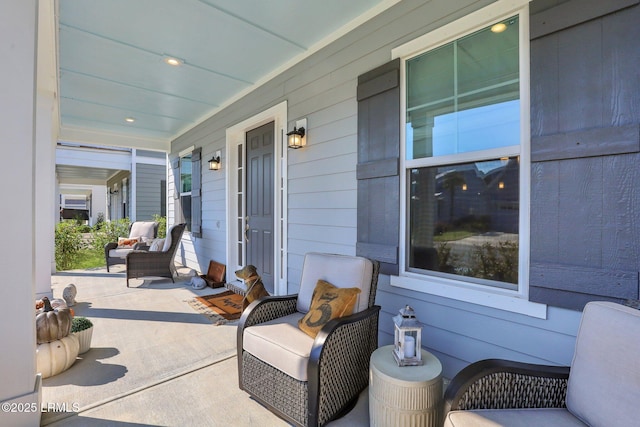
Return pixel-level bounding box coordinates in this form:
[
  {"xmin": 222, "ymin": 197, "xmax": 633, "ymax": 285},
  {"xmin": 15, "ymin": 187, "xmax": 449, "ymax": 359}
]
[
  {"xmin": 36, "ymin": 297, "xmax": 73, "ymax": 344},
  {"xmin": 36, "ymin": 334, "xmax": 79, "ymax": 378}
]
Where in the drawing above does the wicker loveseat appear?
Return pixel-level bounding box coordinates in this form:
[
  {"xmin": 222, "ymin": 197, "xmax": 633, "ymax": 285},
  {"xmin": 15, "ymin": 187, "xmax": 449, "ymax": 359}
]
[
  {"xmin": 104, "ymin": 221, "xmax": 158, "ymax": 272},
  {"xmin": 237, "ymin": 253, "xmax": 380, "ymax": 427},
  {"xmin": 125, "ymin": 223, "xmax": 185, "ymax": 287},
  {"xmin": 443, "ymin": 301, "xmax": 640, "ymax": 426}
]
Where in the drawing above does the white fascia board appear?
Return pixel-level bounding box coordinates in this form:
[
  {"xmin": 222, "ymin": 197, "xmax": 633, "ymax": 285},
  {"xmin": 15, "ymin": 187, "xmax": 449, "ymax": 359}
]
[
  {"xmin": 59, "ymin": 125, "xmax": 170, "ymax": 152},
  {"xmin": 56, "ymin": 146, "xmax": 131, "ymax": 171}
]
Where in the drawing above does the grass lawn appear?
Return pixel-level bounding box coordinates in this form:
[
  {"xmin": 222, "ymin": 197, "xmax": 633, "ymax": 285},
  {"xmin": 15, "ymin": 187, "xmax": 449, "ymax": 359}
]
[
  {"xmin": 73, "ymin": 248, "xmax": 106, "ymax": 269},
  {"xmin": 434, "ymin": 230, "xmax": 476, "ymax": 242}
]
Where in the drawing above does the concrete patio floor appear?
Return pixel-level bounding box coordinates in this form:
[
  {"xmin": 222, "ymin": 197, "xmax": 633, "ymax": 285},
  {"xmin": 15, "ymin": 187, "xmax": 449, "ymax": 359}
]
[{"xmin": 41, "ymin": 266, "xmax": 369, "ymax": 427}]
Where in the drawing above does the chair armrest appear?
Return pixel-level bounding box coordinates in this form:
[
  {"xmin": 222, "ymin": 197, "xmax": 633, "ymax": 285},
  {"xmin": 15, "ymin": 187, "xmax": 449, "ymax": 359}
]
[
  {"xmin": 133, "ymin": 242, "xmax": 150, "ymax": 251},
  {"xmin": 308, "ymin": 305, "xmax": 381, "ymax": 426},
  {"xmin": 126, "ymin": 249, "xmax": 159, "ymax": 259},
  {"xmin": 104, "ymin": 242, "xmax": 118, "ymax": 264},
  {"xmin": 444, "ymin": 359, "xmax": 570, "ymax": 413},
  {"xmin": 236, "ymin": 294, "xmax": 299, "ymax": 390}
]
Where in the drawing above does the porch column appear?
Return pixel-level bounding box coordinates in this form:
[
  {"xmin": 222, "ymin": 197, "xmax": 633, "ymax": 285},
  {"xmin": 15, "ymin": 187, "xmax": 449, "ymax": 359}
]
[
  {"xmin": 35, "ymin": 89, "xmax": 56, "ymax": 298},
  {"xmin": 0, "ymin": 0, "xmax": 42, "ymax": 426},
  {"xmin": 131, "ymin": 149, "xmax": 138, "ymax": 221}
]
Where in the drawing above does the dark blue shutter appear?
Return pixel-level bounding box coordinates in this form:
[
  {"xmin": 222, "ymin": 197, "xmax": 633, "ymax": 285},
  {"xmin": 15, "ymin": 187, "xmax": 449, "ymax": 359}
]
[
  {"xmin": 529, "ymin": 1, "xmax": 640, "ymax": 310},
  {"xmin": 356, "ymin": 59, "xmax": 401, "ymax": 275}
]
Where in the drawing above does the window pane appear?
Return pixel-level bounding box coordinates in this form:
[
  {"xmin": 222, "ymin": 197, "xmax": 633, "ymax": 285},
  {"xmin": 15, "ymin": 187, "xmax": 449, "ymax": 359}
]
[
  {"xmin": 181, "ymin": 154, "xmax": 192, "ymax": 193},
  {"xmin": 406, "ymin": 16, "xmax": 520, "ymax": 160},
  {"xmin": 407, "ymin": 157, "xmax": 519, "ymax": 285},
  {"xmin": 181, "ymin": 195, "xmax": 192, "ymax": 231}
]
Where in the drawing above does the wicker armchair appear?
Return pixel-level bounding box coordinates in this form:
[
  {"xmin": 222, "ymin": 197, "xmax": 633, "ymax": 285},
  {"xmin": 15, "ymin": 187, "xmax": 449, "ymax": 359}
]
[
  {"xmin": 125, "ymin": 223, "xmax": 185, "ymax": 287},
  {"xmin": 237, "ymin": 253, "xmax": 380, "ymax": 427},
  {"xmin": 444, "ymin": 301, "xmax": 640, "ymax": 426},
  {"xmin": 104, "ymin": 221, "xmax": 158, "ymax": 272}
]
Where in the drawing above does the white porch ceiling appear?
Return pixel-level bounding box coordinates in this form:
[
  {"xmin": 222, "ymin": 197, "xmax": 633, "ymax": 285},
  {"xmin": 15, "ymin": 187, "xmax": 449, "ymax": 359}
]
[{"xmin": 56, "ymin": 0, "xmax": 397, "ymax": 153}]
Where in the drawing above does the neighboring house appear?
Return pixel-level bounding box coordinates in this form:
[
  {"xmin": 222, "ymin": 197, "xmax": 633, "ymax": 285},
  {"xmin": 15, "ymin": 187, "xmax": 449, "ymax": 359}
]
[
  {"xmin": 57, "ymin": 143, "xmax": 166, "ymax": 223},
  {"xmin": 59, "ymin": 193, "xmax": 89, "ymax": 222},
  {"xmin": 168, "ymin": 0, "xmax": 640, "ymax": 381},
  {"xmin": 106, "ymin": 150, "xmax": 167, "ymax": 222}
]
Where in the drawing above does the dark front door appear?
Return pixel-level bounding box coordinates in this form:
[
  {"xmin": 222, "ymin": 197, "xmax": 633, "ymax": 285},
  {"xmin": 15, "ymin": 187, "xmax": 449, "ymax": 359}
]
[{"xmin": 246, "ymin": 121, "xmax": 275, "ymax": 293}]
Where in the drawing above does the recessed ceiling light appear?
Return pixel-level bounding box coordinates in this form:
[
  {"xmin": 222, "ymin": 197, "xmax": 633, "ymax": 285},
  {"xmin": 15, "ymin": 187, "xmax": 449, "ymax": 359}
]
[
  {"xmin": 491, "ymin": 22, "xmax": 507, "ymax": 33},
  {"xmin": 163, "ymin": 56, "xmax": 184, "ymax": 66},
  {"xmin": 125, "ymin": 117, "xmax": 135, "ymax": 123}
]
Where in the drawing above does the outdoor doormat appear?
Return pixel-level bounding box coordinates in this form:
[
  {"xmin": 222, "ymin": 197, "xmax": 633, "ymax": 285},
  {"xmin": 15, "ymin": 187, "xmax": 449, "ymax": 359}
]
[{"xmin": 187, "ymin": 291, "xmax": 244, "ymax": 325}]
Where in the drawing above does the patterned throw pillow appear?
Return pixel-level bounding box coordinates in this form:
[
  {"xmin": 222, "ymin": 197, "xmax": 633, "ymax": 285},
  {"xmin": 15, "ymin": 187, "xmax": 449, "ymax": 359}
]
[
  {"xmin": 117, "ymin": 237, "xmax": 140, "ymax": 248},
  {"xmin": 298, "ymin": 280, "xmax": 361, "ymax": 338}
]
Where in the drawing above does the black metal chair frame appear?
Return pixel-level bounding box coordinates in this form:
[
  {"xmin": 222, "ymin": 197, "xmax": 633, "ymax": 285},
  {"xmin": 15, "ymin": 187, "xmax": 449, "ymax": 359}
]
[{"xmin": 444, "ymin": 358, "xmax": 571, "ymax": 414}]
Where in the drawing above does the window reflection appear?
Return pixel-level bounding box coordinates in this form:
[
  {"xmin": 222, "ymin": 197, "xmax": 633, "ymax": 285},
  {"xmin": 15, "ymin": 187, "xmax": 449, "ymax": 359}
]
[{"xmin": 408, "ymin": 157, "xmax": 519, "ymax": 285}]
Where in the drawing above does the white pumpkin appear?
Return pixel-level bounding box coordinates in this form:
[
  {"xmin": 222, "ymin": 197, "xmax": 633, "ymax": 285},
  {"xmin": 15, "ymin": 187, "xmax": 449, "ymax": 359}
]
[{"xmin": 36, "ymin": 334, "xmax": 79, "ymax": 378}]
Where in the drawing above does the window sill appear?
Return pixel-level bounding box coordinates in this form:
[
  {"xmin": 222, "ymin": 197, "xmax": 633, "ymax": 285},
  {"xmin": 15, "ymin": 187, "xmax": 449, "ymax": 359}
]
[{"xmin": 390, "ymin": 274, "xmax": 547, "ymax": 319}]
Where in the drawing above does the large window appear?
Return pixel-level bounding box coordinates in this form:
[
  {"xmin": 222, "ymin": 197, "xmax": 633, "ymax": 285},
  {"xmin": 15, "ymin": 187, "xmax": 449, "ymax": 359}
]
[{"xmin": 403, "ymin": 12, "xmax": 527, "ymax": 290}]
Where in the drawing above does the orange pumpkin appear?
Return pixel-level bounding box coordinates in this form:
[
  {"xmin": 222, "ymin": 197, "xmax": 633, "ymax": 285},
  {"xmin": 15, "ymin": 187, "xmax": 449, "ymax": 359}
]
[{"xmin": 36, "ymin": 297, "xmax": 73, "ymax": 344}]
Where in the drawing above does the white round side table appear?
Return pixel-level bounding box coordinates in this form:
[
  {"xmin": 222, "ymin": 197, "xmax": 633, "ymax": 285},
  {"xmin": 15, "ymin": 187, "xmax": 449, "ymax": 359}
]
[{"xmin": 369, "ymin": 345, "xmax": 443, "ymax": 427}]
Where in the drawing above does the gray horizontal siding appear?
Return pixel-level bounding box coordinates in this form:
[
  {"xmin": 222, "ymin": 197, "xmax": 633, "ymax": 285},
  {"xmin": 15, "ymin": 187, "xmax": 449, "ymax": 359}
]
[
  {"xmin": 135, "ymin": 163, "xmax": 165, "ymax": 221},
  {"xmin": 170, "ymin": 0, "xmax": 596, "ymax": 379}
]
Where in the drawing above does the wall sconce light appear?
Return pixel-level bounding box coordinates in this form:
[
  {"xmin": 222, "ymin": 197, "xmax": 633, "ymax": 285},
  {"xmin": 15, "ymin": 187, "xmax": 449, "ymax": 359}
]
[
  {"xmin": 208, "ymin": 150, "xmax": 221, "ymax": 171},
  {"xmin": 287, "ymin": 118, "xmax": 307, "ymax": 149},
  {"xmin": 109, "ymin": 189, "xmax": 119, "ymax": 195}
]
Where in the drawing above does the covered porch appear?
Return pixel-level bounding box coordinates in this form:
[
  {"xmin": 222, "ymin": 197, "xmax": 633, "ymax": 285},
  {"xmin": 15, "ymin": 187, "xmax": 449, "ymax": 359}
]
[{"xmin": 2, "ymin": 0, "xmax": 640, "ymax": 425}]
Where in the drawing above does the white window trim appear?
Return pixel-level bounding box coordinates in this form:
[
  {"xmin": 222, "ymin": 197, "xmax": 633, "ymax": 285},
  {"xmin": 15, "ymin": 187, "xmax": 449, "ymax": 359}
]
[{"xmin": 391, "ymin": 0, "xmax": 546, "ymax": 319}]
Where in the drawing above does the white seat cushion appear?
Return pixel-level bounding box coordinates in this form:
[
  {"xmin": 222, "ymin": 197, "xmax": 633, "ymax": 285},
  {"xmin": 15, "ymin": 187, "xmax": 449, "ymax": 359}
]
[
  {"xmin": 108, "ymin": 247, "xmax": 133, "ymax": 259},
  {"xmin": 243, "ymin": 312, "xmax": 314, "ymax": 381},
  {"xmin": 296, "ymin": 253, "xmax": 373, "ymax": 314},
  {"xmin": 444, "ymin": 408, "xmax": 587, "ymax": 427}
]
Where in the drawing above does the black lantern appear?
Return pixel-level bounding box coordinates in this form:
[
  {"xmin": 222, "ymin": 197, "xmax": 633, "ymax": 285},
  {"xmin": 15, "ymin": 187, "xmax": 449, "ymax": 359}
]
[
  {"xmin": 208, "ymin": 153, "xmax": 221, "ymax": 171},
  {"xmin": 287, "ymin": 126, "xmax": 306, "ymax": 149}
]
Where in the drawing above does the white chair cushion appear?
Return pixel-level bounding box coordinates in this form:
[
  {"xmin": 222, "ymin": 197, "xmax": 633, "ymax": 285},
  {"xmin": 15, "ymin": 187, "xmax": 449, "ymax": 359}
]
[
  {"xmin": 129, "ymin": 221, "xmax": 156, "ymax": 239},
  {"xmin": 148, "ymin": 238, "xmax": 165, "ymax": 252},
  {"xmin": 296, "ymin": 253, "xmax": 373, "ymax": 314},
  {"xmin": 108, "ymin": 247, "xmax": 133, "ymax": 259},
  {"xmin": 243, "ymin": 312, "xmax": 314, "ymax": 381},
  {"xmin": 162, "ymin": 226, "xmax": 175, "ymax": 252},
  {"xmin": 444, "ymin": 408, "xmax": 587, "ymax": 427},
  {"xmin": 566, "ymin": 301, "xmax": 640, "ymax": 427}
]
